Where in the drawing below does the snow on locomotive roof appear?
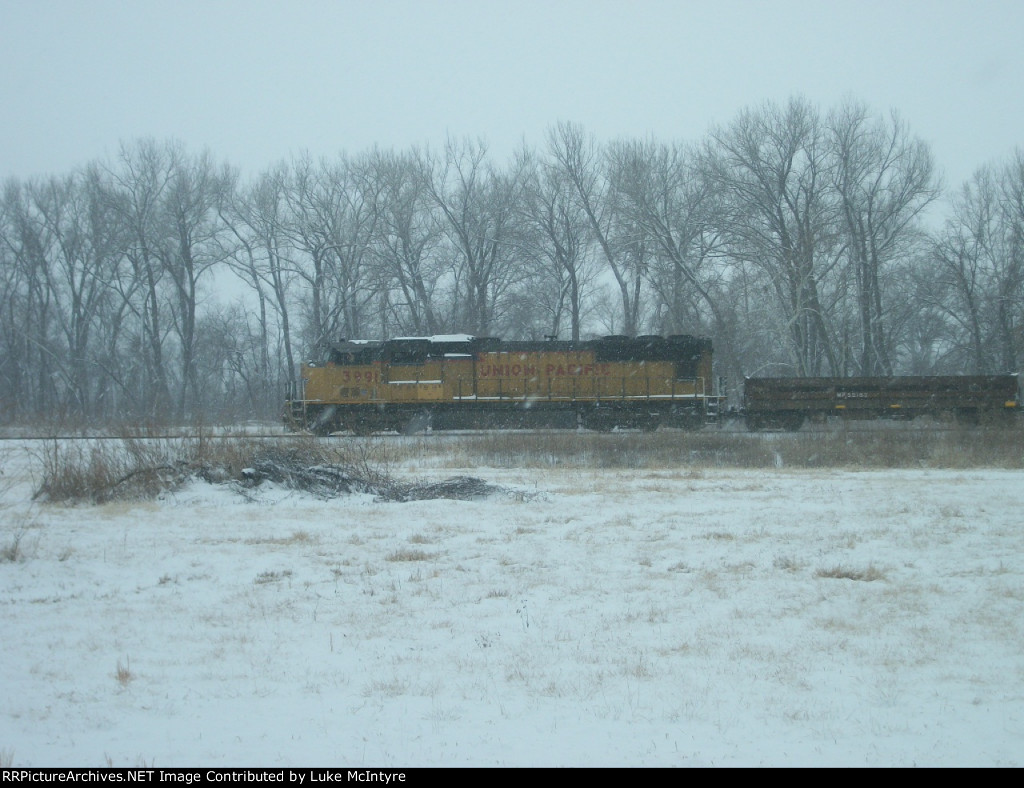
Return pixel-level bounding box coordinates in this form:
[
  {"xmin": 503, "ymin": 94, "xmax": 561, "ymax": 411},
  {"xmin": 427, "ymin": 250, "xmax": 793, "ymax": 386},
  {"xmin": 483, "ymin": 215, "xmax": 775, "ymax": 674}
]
[{"xmin": 392, "ymin": 334, "xmax": 476, "ymax": 343}]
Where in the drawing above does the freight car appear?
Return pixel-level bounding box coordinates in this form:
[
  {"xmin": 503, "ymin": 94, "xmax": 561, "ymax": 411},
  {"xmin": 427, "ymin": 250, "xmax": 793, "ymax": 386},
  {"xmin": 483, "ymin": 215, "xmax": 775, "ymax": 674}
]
[
  {"xmin": 742, "ymin": 374, "xmax": 1020, "ymax": 431},
  {"xmin": 284, "ymin": 333, "xmax": 722, "ymax": 435}
]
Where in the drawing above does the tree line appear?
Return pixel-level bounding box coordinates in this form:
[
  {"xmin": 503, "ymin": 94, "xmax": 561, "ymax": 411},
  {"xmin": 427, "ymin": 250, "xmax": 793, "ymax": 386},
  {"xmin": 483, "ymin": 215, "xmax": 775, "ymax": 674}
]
[{"xmin": 1, "ymin": 96, "xmax": 1021, "ymax": 425}]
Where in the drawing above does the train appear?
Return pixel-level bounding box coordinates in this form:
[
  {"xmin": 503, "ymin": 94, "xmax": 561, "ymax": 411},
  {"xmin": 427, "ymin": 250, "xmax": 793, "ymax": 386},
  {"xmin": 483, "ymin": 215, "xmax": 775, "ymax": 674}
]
[{"xmin": 283, "ymin": 333, "xmax": 1020, "ymax": 435}]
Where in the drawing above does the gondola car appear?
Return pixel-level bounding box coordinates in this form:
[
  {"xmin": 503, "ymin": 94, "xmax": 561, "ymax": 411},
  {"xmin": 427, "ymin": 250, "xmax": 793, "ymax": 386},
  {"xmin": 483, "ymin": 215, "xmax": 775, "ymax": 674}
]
[
  {"xmin": 743, "ymin": 374, "xmax": 1020, "ymax": 431},
  {"xmin": 284, "ymin": 333, "xmax": 722, "ymax": 435}
]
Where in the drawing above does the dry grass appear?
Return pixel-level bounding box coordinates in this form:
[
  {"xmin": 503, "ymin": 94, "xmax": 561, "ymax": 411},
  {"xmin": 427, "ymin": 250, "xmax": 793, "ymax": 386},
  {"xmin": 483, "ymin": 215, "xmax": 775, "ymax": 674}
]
[
  {"xmin": 115, "ymin": 657, "xmax": 134, "ymax": 686},
  {"xmin": 816, "ymin": 564, "xmax": 887, "ymax": 582},
  {"xmin": 245, "ymin": 530, "xmax": 315, "ymax": 546},
  {"xmin": 29, "ymin": 432, "xmax": 386, "ymax": 504},
  {"xmin": 32, "ymin": 437, "xmax": 184, "ymax": 503},
  {"xmin": 254, "ymin": 569, "xmax": 293, "ymax": 584},
  {"xmin": 387, "ymin": 422, "xmax": 1024, "ymax": 470},
  {"xmin": 22, "ymin": 419, "xmax": 1024, "ymax": 506},
  {"xmin": 773, "ymin": 556, "xmax": 805, "ymax": 573}
]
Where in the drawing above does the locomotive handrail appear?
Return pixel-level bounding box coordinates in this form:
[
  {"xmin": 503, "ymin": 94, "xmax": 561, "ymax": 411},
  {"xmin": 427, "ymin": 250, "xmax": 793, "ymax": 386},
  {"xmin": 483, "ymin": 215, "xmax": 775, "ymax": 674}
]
[{"xmin": 450, "ymin": 376, "xmax": 711, "ymax": 401}]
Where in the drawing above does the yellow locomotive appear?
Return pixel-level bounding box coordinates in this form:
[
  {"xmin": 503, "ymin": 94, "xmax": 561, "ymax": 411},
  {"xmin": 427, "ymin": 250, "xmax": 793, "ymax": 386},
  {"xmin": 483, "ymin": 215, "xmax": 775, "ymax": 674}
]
[{"xmin": 284, "ymin": 334, "xmax": 721, "ymax": 435}]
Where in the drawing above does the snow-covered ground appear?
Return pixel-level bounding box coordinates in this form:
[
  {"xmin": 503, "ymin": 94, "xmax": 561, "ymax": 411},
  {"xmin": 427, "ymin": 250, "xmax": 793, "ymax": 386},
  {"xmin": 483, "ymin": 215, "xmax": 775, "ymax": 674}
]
[{"xmin": 1, "ymin": 438, "xmax": 1022, "ymax": 767}]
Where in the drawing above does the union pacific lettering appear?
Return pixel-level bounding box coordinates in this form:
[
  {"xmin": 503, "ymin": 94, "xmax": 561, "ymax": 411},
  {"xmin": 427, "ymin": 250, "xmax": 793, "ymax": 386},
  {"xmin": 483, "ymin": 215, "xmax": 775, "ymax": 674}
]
[{"xmin": 477, "ymin": 363, "xmax": 612, "ymax": 378}]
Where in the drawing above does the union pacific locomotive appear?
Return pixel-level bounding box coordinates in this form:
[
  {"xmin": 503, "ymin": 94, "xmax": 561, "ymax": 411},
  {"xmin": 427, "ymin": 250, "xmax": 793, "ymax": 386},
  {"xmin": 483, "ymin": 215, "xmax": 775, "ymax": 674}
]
[{"xmin": 283, "ymin": 334, "xmax": 721, "ymax": 435}]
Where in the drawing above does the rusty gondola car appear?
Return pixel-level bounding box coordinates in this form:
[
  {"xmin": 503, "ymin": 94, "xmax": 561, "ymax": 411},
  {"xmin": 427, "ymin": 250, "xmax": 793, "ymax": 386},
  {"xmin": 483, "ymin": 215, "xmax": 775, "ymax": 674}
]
[
  {"xmin": 742, "ymin": 374, "xmax": 1020, "ymax": 431},
  {"xmin": 284, "ymin": 333, "xmax": 722, "ymax": 435}
]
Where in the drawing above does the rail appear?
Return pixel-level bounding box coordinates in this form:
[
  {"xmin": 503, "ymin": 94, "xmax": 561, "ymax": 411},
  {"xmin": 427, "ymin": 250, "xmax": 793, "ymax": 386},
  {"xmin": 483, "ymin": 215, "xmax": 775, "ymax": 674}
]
[{"xmin": 3, "ymin": 418, "xmax": 1015, "ymax": 442}]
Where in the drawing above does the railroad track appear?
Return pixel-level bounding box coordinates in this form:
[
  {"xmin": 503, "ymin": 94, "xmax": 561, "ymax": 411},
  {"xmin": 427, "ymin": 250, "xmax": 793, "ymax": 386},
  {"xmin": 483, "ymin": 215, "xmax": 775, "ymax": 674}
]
[{"xmin": 0, "ymin": 420, "xmax": 1013, "ymax": 441}]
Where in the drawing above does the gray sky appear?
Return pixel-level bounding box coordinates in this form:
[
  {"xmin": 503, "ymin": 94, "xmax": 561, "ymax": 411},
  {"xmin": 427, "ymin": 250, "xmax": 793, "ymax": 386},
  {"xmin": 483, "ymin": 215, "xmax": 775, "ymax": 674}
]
[{"xmin": 2, "ymin": 0, "xmax": 1021, "ymax": 189}]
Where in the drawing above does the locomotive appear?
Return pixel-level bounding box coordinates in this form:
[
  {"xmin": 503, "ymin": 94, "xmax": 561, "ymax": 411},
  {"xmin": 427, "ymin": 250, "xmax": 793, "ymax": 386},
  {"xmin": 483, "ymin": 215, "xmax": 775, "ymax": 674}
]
[
  {"xmin": 283, "ymin": 333, "xmax": 721, "ymax": 435},
  {"xmin": 283, "ymin": 333, "xmax": 1020, "ymax": 435}
]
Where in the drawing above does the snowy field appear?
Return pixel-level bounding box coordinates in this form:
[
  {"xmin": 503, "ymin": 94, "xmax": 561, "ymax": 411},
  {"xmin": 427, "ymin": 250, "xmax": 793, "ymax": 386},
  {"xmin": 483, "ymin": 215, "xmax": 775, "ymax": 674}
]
[{"xmin": 1, "ymin": 434, "xmax": 1023, "ymax": 767}]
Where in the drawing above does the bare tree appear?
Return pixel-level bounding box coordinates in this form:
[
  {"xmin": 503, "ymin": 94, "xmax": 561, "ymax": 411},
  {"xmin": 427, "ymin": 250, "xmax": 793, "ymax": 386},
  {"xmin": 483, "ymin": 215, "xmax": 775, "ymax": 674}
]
[
  {"xmin": 286, "ymin": 154, "xmax": 381, "ymax": 349},
  {"xmin": 191, "ymin": 302, "xmax": 271, "ymax": 420},
  {"xmin": 0, "ymin": 178, "xmax": 59, "ymax": 419},
  {"xmin": 931, "ymin": 154, "xmax": 1024, "ymax": 373},
  {"xmin": 607, "ymin": 138, "xmax": 723, "ymax": 336},
  {"xmin": 156, "ymin": 146, "xmax": 235, "ymax": 420},
  {"xmin": 16, "ymin": 174, "xmax": 122, "ymax": 418},
  {"xmin": 829, "ymin": 102, "xmax": 939, "ymax": 374},
  {"xmin": 705, "ymin": 98, "xmax": 844, "ymax": 376},
  {"xmin": 367, "ymin": 149, "xmax": 446, "ymax": 335},
  {"xmin": 994, "ymin": 150, "xmax": 1024, "ymax": 372},
  {"xmin": 424, "ymin": 138, "xmax": 525, "ymax": 335},
  {"xmin": 547, "ymin": 122, "xmax": 647, "ymax": 336},
  {"xmin": 0, "ymin": 185, "xmax": 22, "ymax": 419},
  {"xmin": 516, "ymin": 147, "xmax": 597, "ymax": 340},
  {"xmin": 101, "ymin": 139, "xmax": 178, "ymax": 418},
  {"xmin": 219, "ymin": 162, "xmax": 299, "ymax": 411}
]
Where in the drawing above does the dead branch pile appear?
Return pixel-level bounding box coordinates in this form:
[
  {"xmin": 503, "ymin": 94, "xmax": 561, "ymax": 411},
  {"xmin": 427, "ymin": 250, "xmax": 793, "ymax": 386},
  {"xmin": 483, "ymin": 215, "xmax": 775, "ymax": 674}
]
[
  {"xmin": 237, "ymin": 459, "xmax": 366, "ymax": 498},
  {"xmin": 233, "ymin": 452, "xmax": 503, "ymax": 502},
  {"xmin": 378, "ymin": 475, "xmax": 501, "ymax": 502},
  {"xmin": 33, "ymin": 438, "xmax": 512, "ymax": 504}
]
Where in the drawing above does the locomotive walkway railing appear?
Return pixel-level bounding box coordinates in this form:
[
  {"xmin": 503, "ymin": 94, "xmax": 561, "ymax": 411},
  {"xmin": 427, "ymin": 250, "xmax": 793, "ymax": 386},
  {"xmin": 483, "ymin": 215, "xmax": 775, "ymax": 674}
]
[{"xmin": 449, "ymin": 376, "xmax": 710, "ymax": 402}]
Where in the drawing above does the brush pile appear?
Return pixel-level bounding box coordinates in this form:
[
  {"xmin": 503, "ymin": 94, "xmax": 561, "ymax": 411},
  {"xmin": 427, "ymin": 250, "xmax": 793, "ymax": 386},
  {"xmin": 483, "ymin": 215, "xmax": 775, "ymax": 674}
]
[
  {"xmin": 235, "ymin": 451, "xmax": 502, "ymax": 502},
  {"xmin": 33, "ymin": 437, "xmax": 509, "ymax": 504}
]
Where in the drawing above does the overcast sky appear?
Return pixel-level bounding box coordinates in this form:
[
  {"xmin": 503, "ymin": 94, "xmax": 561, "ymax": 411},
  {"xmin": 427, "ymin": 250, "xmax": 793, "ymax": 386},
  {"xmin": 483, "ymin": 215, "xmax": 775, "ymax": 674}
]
[{"xmin": 1, "ymin": 0, "xmax": 1021, "ymax": 190}]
